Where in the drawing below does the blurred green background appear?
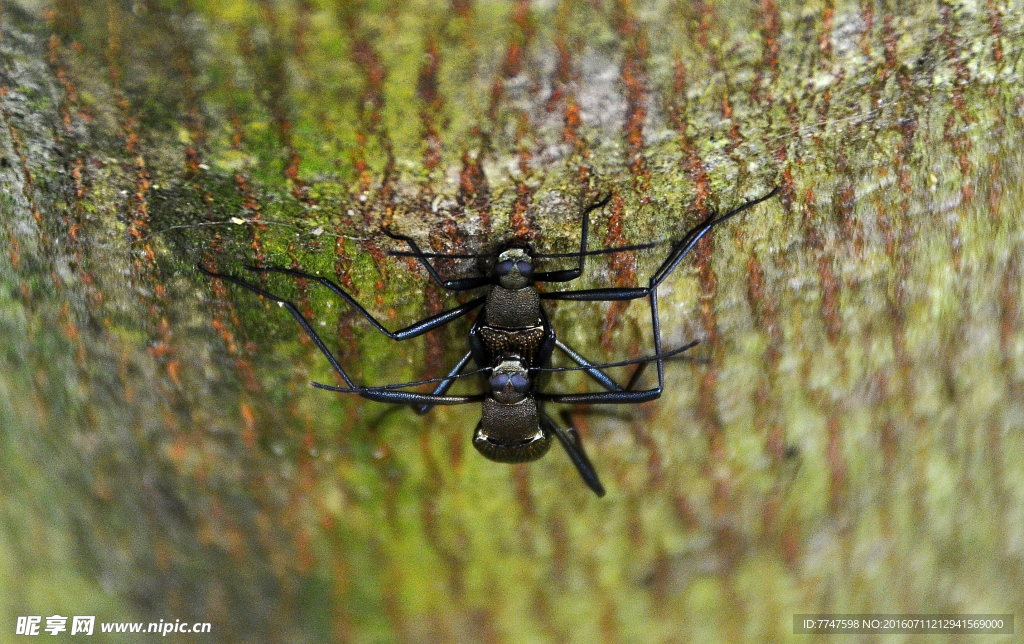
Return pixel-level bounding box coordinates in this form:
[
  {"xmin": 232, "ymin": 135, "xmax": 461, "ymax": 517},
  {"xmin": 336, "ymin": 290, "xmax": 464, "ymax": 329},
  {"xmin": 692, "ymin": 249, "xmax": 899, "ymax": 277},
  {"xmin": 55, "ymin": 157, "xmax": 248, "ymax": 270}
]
[{"xmin": 1, "ymin": 0, "xmax": 1022, "ymax": 642}]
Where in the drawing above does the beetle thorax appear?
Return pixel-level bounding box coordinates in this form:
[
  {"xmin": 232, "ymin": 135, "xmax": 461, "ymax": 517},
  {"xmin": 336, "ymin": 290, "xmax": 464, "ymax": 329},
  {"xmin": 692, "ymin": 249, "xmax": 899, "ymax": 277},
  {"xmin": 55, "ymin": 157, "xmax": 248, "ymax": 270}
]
[
  {"xmin": 474, "ymin": 397, "xmax": 549, "ymax": 463},
  {"xmin": 483, "ymin": 284, "xmax": 540, "ymax": 329}
]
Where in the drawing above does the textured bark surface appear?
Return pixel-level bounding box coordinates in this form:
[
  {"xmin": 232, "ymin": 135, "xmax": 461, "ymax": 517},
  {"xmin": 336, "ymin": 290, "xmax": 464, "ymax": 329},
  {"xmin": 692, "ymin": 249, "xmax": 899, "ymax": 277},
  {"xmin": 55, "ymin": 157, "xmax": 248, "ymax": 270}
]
[{"xmin": 1, "ymin": 0, "xmax": 1022, "ymax": 642}]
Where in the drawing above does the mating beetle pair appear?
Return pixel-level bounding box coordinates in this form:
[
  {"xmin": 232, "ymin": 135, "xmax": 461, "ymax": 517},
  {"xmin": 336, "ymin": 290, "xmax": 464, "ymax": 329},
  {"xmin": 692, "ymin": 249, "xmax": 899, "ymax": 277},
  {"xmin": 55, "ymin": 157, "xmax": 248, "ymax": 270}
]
[{"xmin": 201, "ymin": 187, "xmax": 777, "ymax": 496}]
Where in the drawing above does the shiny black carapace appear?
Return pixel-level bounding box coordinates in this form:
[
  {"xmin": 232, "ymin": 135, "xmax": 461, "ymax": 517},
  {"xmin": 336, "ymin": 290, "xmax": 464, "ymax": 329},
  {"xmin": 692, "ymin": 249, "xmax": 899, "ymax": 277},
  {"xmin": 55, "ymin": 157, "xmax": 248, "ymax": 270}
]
[{"xmin": 200, "ymin": 188, "xmax": 777, "ymax": 496}]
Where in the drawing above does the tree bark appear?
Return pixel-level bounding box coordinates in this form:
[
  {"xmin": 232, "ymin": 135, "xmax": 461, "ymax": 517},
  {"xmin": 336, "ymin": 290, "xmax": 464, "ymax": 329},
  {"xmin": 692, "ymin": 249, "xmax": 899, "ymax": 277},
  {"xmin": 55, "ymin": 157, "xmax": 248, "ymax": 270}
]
[{"xmin": 1, "ymin": 1, "xmax": 1022, "ymax": 642}]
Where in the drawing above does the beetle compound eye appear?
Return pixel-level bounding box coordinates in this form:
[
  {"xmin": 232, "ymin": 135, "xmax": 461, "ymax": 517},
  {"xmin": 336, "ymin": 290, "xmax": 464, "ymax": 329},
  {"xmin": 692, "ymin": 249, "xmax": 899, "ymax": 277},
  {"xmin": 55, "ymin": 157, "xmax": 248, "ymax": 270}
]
[
  {"xmin": 511, "ymin": 373, "xmax": 530, "ymax": 393},
  {"xmin": 495, "ymin": 260, "xmax": 514, "ymax": 276},
  {"xmin": 490, "ymin": 373, "xmax": 510, "ymax": 390}
]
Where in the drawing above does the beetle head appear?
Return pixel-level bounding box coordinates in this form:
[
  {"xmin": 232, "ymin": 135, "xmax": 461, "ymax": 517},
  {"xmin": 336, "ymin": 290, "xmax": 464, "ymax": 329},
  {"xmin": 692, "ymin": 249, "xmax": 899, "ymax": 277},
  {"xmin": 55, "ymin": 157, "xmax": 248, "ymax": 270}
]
[
  {"xmin": 494, "ymin": 246, "xmax": 534, "ymax": 289},
  {"xmin": 488, "ymin": 357, "xmax": 531, "ymax": 403}
]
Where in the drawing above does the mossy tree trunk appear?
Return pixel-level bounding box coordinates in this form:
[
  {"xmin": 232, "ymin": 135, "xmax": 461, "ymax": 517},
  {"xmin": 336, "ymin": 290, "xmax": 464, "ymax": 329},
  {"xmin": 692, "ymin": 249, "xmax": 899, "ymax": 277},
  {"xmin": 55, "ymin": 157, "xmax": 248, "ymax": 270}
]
[{"xmin": 1, "ymin": 0, "xmax": 1022, "ymax": 642}]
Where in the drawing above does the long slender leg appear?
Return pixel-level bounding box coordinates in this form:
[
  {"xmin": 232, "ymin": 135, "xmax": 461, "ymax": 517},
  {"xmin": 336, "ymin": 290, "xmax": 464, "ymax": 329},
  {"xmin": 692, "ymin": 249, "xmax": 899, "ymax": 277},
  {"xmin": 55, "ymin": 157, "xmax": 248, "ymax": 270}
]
[
  {"xmin": 536, "ymin": 290, "xmax": 667, "ymax": 405},
  {"xmin": 554, "ymin": 340, "xmax": 627, "ymax": 392},
  {"xmin": 382, "ymin": 229, "xmax": 493, "ymax": 291},
  {"xmin": 533, "ymin": 241, "xmax": 661, "ymax": 260},
  {"xmin": 625, "ymin": 360, "xmax": 649, "ymax": 391},
  {"xmin": 541, "ymin": 188, "xmax": 778, "ymax": 302},
  {"xmin": 649, "ymin": 285, "xmax": 664, "ymax": 394},
  {"xmin": 537, "ymin": 340, "xmax": 698, "ymax": 377},
  {"xmin": 534, "ymin": 289, "xmax": 711, "ymax": 404},
  {"xmin": 313, "ymin": 381, "xmax": 485, "ymax": 405},
  {"xmin": 535, "ymin": 380, "xmax": 663, "ymax": 404},
  {"xmin": 648, "ymin": 187, "xmax": 778, "ymax": 288},
  {"xmin": 415, "ymin": 350, "xmax": 474, "ymax": 415},
  {"xmin": 200, "ymin": 265, "xmax": 486, "ymax": 406},
  {"xmin": 200, "ymin": 265, "xmax": 357, "ymax": 388},
  {"xmin": 549, "ymin": 300, "xmax": 678, "ymax": 490},
  {"xmin": 536, "ymin": 308, "xmax": 557, "ymax": 368},
  {"xmin": 533, "ymin": 193, "xmax": 612, "ymax": 283},
  {"xmin": 388, "ymin": 189, "xmax": 610, "ymax": 288},
  {"xmin": 541, "ymin": 410, "xmax": 605, "ymax": 497},
  {"xmin": 541, "ymin": 286, "xmax": 648, "ymax": 302},
  {"xmin": 556, "ymin": 339, "xmax": 657, "ymax": 392},
  {"xmin": 217, "ymin": 265, "xmax": 486, "ymax": 341}
]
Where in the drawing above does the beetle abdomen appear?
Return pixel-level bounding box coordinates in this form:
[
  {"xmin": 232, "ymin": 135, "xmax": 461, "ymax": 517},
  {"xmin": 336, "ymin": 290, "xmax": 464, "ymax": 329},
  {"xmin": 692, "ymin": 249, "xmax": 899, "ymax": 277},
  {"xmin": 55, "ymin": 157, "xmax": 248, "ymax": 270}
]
[{"xmin": 474, "ymin": 397, "xmax": 550, "ymax": 463}]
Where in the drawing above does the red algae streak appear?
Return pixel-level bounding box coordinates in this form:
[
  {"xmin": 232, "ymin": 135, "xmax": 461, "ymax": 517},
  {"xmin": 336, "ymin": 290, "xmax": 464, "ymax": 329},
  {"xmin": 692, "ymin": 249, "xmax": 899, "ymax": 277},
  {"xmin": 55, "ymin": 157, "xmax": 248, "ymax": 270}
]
[
  {"xmin": 985, "ymin": 0, "xmax": 1005, "ymax": 66},
  {"xmin": 458, "ymin": 150, "xmax": 490, "ymax": 214},
  {"xmin": 612, "ymin": 0, "xmax": 653, "ymax": 200},
  {"xmin": 488, "ymin": 0, "xmax": 533, "ymax": 120},
  {"xmin": 514, "ymin": 463, "xmax": 534, "ymax": 517},
  {"xmin": 562, "ymin": 97, "xmax": 582, "ymax": 149},
  {"xmin": 759, "ymin": 0, "xmax": 782, "ymax": 82},
  {"xmin": 746, "ymin": 256, "xmax": 782, "ymax": 358},
  {"xmin": 509, "ymin": 175, "xmax": 536, "ymax": 242},
  {"xmin": 239, "ymin": 8, "xmax": 308, "ymax": 199},
  {"xmin": 668, "ymin": 59, "xmax": 712, "ymax": 218},
  {"xmin": 105, "ymin": 15, "xmax": 152, "ymax": 248},
  {"xmin": 422, "ymin": 286, "xmax": 448, "ymax": 380},
  {"xmin": 859, "ymin": 0, "xmax": 875, "ymax": 56},
  {"xmin": 344, "ymin": 12, "xmax": 396, "ymax": 221},
  {"xmin": 600, "ymin": 195, "xmax": 636, "ymax": 349},
  {"xmin": 451, "ymin": 0, "xmax": 473, "ymax": 20},
  {"xmin": 695, "ymin": 229, "xmax": 719, "ymax": 347},
  {"xmin": 46, "ymin": 33, "xmax": 83, "ymax": 132},
  {"xmin": 629, "ymin": 421, "xmax": 665, "ymax": 489},
  {"xmin": 417, "ymin": 37, "xmax": 444, "ymax": 174},
  {"xmin": 834, "ymin": 151, "xmax": 862, "ymax": 255},
  {"xmin": 876, "ymin": 375, "xmax": 899, "ymax": 480},
  {"xmin": 546, "ymin": 37, "xmax": 572, "ymax": 114},
  {"xmin": 548, "ymin": 7, "xmax": 589, "ymax": 185},
  {"xmin": 817, "ymin": 255, "xmax": 842, "ymax": 344},
  {"xmin": 891, "ymin": 38, "xmax": 919, "ymax": 200},
  {"xmin": 338, "ymin": 14, "xmax": 398, "ymax": 275},
  {"xmin": 673, "ymin": 491, "xmax": 698, "ymax": 529},
  {"xmin": 669, "ymin": 59, "xmax": 688, "ymax": 134},
  {"xmin": 798, "ymin": 187, "xmax": 843, "ymax": 345},
  {"xmin": 488, "ymin": 40, "xmax": 521, "ymax": 119},
  {"xmin": 233, "ymin": 173, "xmax": 267, "ymax": 267},
  {"xmin": 331, "ymin": 232, "xmax": 357, "ymax": 294},
  {"xmin": 679, "ymin": 114, "xmax": 712, "ymax": 216},
  {"xmin": 479, "ymin": 1, "xmax": 537, "ymax": 241},
  {"xmin": 720, "ymin": 93, "xmax": 742, "ymax": 154},
  {"xmin": 825, "ymin": 410, "xmax": 848, "ymax": 514},
  {"xmin": 938, "ymin": 1, "xmax": 975, "ymax": 205},
  {"xmin": 818, "ymin": 2, "xmax": 835, "ymax": 63},
  {"xmin": 747, "ymin": 250, "xmax": 790, "ymax": 501},
  {"xmin": 999, "ymin": 250, "xmax": 1021, "ymax": 359}
]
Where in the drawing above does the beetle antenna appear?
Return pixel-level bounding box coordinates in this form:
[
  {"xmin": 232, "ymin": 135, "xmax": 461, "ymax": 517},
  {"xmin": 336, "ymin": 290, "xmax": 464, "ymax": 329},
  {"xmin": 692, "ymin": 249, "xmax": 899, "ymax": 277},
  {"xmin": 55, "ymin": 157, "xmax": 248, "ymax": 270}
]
[
  {"xmin": 531, "ymin": 340, "xmax": 700, "ymax": 374},
  {"xmin": 388, "ymin": 241, "xmax": 665, "ymax": 261},
  {"xmin": 311, "ymin": 366, "xmax": 492, "ymax": 392}
]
